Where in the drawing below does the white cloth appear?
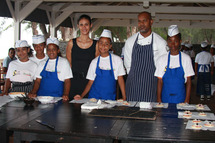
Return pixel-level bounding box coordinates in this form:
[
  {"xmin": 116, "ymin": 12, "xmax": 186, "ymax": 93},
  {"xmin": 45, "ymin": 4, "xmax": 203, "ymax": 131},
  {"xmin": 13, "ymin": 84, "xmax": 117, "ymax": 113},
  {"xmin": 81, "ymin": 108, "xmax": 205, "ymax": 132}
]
[
  {"xmin": 86, "ymin": 54, "xmax": 126, "ymax": 80},
  {"xmin": 30, "ymin": 54, "xmax": 48, "ymax": 65},
  {"xmin": 124, "ymin": 32, "xmax": 168, "ymax": 74},
  {"xmin": 190, "ymin": 50, "xmax": 195, "ymax": 58},
  {"xmin": 6, "ymin": 59, "xmax": 37, "ymax": 82},
  {"xmin": 35, "ymin": 57, "xmax": 73, "ymax": 82},
  {"xmin": 183, "ymin": 50, "xmax": 190, "ymax": 56},
  {"xmin": 195, "ymin": 51, "xmax": 214, "ymax": 65},
  {"xmin": 154, "ymin": 52, "xmax": 195, "ymax": 82},
  {"xmin": 213, "ymin": 55, "xmax": 215, "ymax": 66}
]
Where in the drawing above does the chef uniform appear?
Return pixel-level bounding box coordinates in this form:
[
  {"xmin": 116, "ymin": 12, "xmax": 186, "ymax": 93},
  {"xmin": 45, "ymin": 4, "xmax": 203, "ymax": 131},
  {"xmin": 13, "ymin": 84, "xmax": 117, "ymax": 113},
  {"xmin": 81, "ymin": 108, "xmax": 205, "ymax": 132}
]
[
  {"xmin": 6, "ymin": 40, "xmax": 37, "ymax": 93},
  {"xmin": 155, "ymin": 25, "xmax": 194, "ymax": 103},
  {"xmin": 87, "ymin": 29, "xmax": 126, "ymax": 100},
  {"xmin": 30, "ymin": 35, "xmax": 48, "ymax": 65},
  {"xmin": 195, "ymin": 42, "xmax": 214, "ymax": 97},
  {"xmin": 37, "ymin": 37, "xmax": 73, "ymax": 97}
]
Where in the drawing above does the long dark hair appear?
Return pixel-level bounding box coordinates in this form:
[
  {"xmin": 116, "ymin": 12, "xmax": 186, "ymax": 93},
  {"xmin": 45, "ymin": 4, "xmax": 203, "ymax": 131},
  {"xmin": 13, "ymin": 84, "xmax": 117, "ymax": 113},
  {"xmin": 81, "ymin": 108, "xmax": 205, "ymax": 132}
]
[{"xmin": 77, "ymin": 14, "xmax": 92, "ymax": 25}]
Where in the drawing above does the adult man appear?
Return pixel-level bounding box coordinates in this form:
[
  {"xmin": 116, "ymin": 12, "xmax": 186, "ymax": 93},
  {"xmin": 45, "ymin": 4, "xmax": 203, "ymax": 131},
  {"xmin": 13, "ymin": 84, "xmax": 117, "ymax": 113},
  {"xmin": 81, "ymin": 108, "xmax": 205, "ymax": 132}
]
[
  {"xmin": 2, "ymin": 48, "xmax": 17, "ymax": 77},
  {"xmin": 124, "ymin": 11, "xmax": 167, "ymax": 102},
  {"xmin": 30, "ymin": 35, "xmax": 48, "ymax": 65}
]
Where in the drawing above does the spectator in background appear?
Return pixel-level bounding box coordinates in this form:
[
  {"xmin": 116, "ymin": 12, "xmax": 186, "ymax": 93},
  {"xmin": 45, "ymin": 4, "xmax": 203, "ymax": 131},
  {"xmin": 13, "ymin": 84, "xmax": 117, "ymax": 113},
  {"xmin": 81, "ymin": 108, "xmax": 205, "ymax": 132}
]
[
  {"xmin": 30, "ymin": 35, "xmax": 48, "ymax": 65},
  {"xmin": 195, "ymin": 41, "xmax": 214, "ymax": 100},
  {"xmin": 2, "ymin": 48, "xmax": 17, "ymax": 78}
]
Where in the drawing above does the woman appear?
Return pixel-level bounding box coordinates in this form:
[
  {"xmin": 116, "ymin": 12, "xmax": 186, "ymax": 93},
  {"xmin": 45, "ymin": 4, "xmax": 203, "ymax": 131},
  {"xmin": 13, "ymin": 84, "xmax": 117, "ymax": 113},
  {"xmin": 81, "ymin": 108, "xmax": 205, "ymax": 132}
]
[
  {"xmin": 74, "ymin": 29, "xmax": 126, "ymax": 100},
  {"xmin": 29, "ymin": 37, "xmax": 73, "ymax": 101},
  {"xmin": 154, "ymin": 25, "xmax": 194, "ymax": 103},
  {"xmin": 1, "ymin": 40, "xmax": 37, "ymax": 95},
  {"xmin": 66, "ymin": 14, "xmax": 99, "ymax": 100}
]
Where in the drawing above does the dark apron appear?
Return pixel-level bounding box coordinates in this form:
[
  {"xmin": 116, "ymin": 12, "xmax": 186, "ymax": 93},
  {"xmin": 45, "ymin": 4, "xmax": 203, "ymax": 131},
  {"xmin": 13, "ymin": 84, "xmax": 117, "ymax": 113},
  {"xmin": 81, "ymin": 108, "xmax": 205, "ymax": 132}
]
[
  {"xmin": 126, "ymin": 34, "xmax": 157, "ymax": 102},
  {"xmin": 10, "ymin": 81, "xmax": 33, "ymax": 93},
  {"xmin": 197, "ymin": 64, "xmax": 211, "ymax": 96}
]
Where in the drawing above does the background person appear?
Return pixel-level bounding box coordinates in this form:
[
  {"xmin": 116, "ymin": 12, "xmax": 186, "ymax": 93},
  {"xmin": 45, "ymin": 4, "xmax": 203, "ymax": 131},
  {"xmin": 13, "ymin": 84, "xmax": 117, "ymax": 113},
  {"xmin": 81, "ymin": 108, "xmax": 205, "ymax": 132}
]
[
  {"xmin": 66, "ymin": 14, "xmax": 99, "ymax": 100},
  {"xmin": 124, "ymin": 11, "xmax": 167, "ymax": 102},
  {"xmin": 2, "ymin": 48, "xmax": 17, "ymax": 78},
  {"xmin": 195, "ymin": 41, "xmax": 214, "ymax": 100},
  {"xmin": 30, "ymin": 35, "xmax": 48, "ymax": 65}
]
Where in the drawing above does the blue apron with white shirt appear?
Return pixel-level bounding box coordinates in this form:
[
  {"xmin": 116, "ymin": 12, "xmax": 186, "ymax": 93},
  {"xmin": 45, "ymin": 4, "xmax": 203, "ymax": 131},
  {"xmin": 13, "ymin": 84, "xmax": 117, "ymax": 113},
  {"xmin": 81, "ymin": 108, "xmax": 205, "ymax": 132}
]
[
  {"xmin": 37, "ymin": 56, "xmax": 64, "ymax": 97},
  {"xmin": 197, "ymin": 64, "xmax": 211, "ymax": 96},
  {"xmin": 88, "ymin": 54, "xmax": 116, "ymax": 100},
  {"xmin": 162, "ymin": 52, "xmax": 186, "ymax": 103}
]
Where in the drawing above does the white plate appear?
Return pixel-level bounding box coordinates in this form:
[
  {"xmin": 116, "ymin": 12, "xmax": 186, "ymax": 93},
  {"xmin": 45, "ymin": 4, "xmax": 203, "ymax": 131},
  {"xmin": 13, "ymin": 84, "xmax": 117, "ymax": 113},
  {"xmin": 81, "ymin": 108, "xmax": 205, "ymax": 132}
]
[
  {"xmin": 8, "ymin": 92, "xmax": 25, "ymax": 99},
  {"xmin": 37, "ymin": 96, "xmax": 54, "ymax": 104}
]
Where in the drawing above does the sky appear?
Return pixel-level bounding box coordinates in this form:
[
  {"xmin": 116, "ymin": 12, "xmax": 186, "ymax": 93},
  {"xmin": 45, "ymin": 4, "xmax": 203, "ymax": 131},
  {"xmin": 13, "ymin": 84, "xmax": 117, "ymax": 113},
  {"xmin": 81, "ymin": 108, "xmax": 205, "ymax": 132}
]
[{"xmin": 0, "ymin": 17, "xmax": 34, "ymax": 59}]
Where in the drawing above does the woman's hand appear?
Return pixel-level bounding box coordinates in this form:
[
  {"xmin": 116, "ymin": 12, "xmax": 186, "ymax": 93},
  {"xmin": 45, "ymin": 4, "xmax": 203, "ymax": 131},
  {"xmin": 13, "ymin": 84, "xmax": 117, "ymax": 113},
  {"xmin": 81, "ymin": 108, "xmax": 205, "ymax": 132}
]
[{"xmin": 74, "ymin": 95, "xmax": 82, "ymax": 100}]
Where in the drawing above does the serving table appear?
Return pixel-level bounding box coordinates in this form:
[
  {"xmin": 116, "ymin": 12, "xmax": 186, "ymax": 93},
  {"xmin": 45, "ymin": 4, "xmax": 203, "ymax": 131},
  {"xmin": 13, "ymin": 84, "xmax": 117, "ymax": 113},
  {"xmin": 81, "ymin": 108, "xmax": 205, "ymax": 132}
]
[{"xmin": 1, "ymin": 100, "xmax": 215, "ymax": 143}]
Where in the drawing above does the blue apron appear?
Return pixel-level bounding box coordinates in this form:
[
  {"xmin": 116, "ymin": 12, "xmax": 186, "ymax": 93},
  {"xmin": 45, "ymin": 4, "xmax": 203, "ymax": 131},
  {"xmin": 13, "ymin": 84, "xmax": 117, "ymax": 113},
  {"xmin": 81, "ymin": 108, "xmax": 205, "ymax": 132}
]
[
  {"xmin": 37, "ymin": 56, "xmax": 64, "ymax": 97},
  {"xmin": 197, "ymin": 64, "xmax": 211, "ymax": 96},
  {"xmin": 162, "ymin": 52, "xmax": 186, "ymax": 103},
  {"xmin": 88, "ymin": 54, "xmax": 116, "ymax": 100},
  {"xmin": 126, "ymin": 34, "xmax": 157, "ymax": 102}
]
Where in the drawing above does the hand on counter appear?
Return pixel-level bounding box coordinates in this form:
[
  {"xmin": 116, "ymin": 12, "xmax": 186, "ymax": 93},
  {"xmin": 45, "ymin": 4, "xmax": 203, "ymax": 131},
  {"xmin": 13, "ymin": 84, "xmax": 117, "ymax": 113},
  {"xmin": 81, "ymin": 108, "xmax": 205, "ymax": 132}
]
[
  {"xmin": 74, "ymin": 95, "xmax": 82, "ymax": 100},
  {"xmin": 62, "ymin": 95, "xmax": 69, "ymax": 101},
  {"xmin": 28, "ymin": 93, "xmax": 37, "ymax": 98}
]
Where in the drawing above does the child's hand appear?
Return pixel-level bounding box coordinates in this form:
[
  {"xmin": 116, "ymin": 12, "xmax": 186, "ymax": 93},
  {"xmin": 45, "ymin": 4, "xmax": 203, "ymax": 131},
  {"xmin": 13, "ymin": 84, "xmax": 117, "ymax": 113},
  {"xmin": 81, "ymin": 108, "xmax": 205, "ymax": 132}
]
[
  {"xmin": 62, "ymin": 95, "xmax": 69, "ymax": 101},
  {"xmin": 74, "ymin": 95, "xmax": 82, "ymax": 100}
]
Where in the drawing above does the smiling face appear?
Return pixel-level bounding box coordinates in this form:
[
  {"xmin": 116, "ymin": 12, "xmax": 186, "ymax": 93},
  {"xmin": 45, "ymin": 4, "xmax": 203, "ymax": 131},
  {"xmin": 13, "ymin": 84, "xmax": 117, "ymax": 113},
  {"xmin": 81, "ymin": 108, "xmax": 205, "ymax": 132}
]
[
  {"xmin": 9, "ymin": 49, "xmax": 15, "ymax": 59},
  {"xmin": 78, "ymin": 18, "xmax": 92, "ymax": 35},
  {"xmin": 33, "ymin": 42, "xmax": 46, "ymax": 55},
  {"xmin": 98, "ymin": 37, "xmax": 112, "ymax": 57},
  {"xmin": 16, "ymin": 47, "xmax": 30, "ymax": 62},
  {"xmin": 167, "ymin": 35, "xmax": 181, "ymax": 55},
  {"xmin": 47, "ymin": 44, "xmax": 59, "ymax": 59},
  {"xmin": 138, "ymin": 12, "xmax": 153, "ymax": 37}
]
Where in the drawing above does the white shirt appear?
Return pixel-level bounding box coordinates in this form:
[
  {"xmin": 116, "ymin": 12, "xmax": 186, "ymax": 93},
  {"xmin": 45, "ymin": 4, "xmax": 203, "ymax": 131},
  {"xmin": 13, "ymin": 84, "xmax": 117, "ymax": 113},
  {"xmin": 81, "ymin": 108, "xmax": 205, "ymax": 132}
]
[
  {"xmin": 35, "ymin": 57, "xmax": 73, "ymax": 82},
  {"xmin": 190, "ymin": 50, "xmax": 195, "ymax": 58},
  {"xmin": 154, "ymin": 52, "xmax": 195, "ymax": 82},
  {"xmin": 87, "ymin": 54, "xmax": 126, "ymax": 80},
  {"xmin": 213, "ymin": 55, "xmax": 215, "ymax": 66},
  {"xmin": 6, "ymin": 59, "xmax": 37, "ymax": 83},
  {"xmin": 124, "ymin": 32, "xmax": 168, "ymax": 74},
  {"xmin": 183, "ymin": 50, "xmax": 190, "ymax": 56},
  {"xmin": 195, "ymin": 51, "xmax": 214, "ymax": 65},
  {"xmin": 30, "ymin": 54, "xmax": 48, "ymax": 65}
]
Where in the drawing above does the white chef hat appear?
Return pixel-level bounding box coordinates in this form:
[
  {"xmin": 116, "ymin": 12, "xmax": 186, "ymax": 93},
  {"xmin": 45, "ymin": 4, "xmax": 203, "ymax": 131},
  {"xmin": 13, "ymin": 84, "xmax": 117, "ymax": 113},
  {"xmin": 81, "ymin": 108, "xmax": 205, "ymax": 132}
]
[
  {"xmin": 32, "ymin": 35, "xmax": 45, "ymax": 44},
  {"xmin": 46, "ymin": 37, "xmax": 59, "ymax": 46},
  {"xmin": 211, "ymin": 44, "xmax": 215, "ymax": 48},
  {"xmin": 100, "ymin": 29, "xmax": 112, "ymax": 42},
  {"xmin": 15, "ymin": 40, "xmax": 30, "ymax": 48},
  {"xmin": 185, "ymin": 44, "xmax": 193, "ymax": 48},
  {"xmin": 201, "ymin": 41, "xmax": 208, "ymax": 48},
  {"xmin": 168, "ymin": 25, "xmax": 179, "ymax": 37},
  {"xmin": 181, "ymin": 42, "xmax": 185, "ymax": 46}
]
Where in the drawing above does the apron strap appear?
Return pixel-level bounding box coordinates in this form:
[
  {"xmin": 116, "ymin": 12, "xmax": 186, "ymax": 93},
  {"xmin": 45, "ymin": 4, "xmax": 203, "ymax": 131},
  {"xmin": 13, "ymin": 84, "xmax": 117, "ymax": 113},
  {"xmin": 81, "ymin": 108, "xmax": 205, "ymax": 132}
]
[
  {"xmin": 109, "ymin": 53, "xmax": 114, "ymax": 75},
  {"xmin": 167, "ymin": 52, "xmax": 171, "ymax": 69},
  {"xmin": 179, "ymin": 52, "xmax": 182, "ymax": 67}
]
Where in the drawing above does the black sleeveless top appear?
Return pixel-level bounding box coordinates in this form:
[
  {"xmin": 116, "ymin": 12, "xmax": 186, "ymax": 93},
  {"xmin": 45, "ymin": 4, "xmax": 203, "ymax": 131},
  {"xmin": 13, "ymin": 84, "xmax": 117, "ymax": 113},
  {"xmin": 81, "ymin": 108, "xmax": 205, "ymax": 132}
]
[
  {"xmin": 69, "ymin": 38, "xmax": 97, "ymax": 99},
  {"xmin": 71, "ymin": 38, "xmax": 96, "ymax": 77}
]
